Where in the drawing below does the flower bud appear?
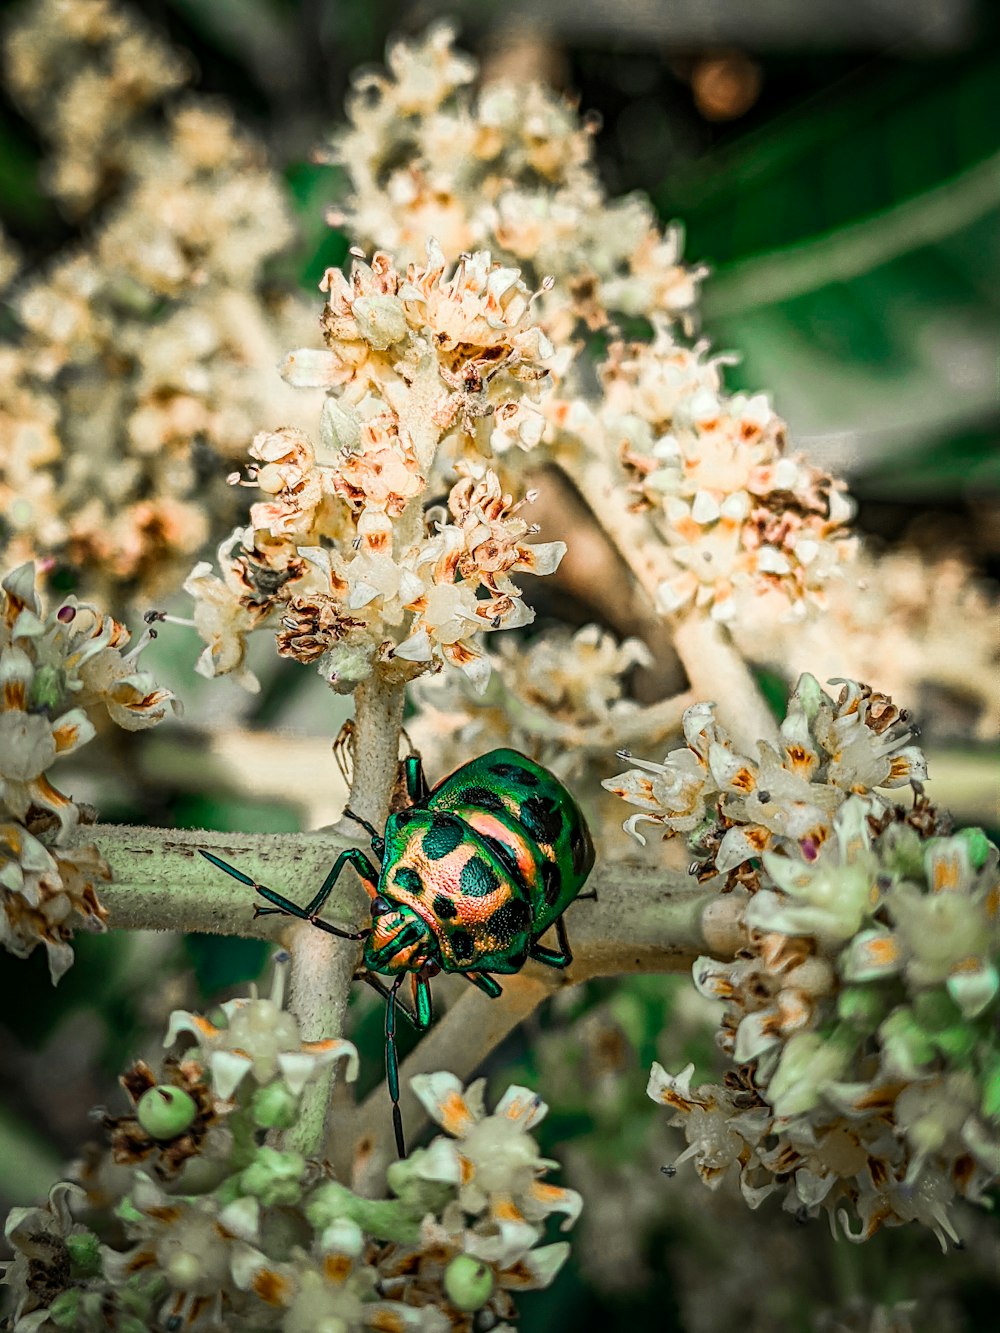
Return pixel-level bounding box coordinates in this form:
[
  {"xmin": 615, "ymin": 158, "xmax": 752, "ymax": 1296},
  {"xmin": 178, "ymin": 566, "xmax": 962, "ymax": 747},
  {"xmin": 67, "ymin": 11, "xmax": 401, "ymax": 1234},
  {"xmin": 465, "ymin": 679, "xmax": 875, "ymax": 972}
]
[
  {"xmin": 66, "ymin": 1229, "xmax": 102, "ymax": 1277},
  {"xmin": 136, "ymin": 1086, "xmax": 198, "ymax": 1140},
  {"xmin": 251, "ymin": 1080, "xmax": 299, "ymax": 1129},
  {"xmin": 239, "ymin": 1146, "xmax": 306, "ymax": 1206},
  {"xmin": 351, "ymin": 294, "xmax": 408, "ymax": 349},
  {"xmin": 443, "ymin": 1254, "xmax": 496, "ymax": 1312}
]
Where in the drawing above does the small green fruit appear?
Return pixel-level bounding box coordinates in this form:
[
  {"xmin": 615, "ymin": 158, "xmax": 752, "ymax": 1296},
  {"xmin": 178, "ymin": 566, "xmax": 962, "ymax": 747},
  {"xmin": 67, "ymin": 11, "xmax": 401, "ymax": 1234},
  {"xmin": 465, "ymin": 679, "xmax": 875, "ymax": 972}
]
[
  {"xmin": 136, "ymin": 1086, "xmax": 198, "ymax": 1140},
  {"xmin": 443, "ymin": 1254, "xmax": 496, "ymax": 1312}
]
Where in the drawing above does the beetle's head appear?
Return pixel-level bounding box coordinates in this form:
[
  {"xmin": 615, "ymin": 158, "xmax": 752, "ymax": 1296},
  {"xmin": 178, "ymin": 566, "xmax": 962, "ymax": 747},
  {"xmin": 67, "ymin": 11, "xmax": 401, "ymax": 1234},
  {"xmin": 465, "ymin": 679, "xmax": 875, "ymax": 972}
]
[{"xmin": 363, "ymin": 895, "xmax": 432, "ymax": 973}]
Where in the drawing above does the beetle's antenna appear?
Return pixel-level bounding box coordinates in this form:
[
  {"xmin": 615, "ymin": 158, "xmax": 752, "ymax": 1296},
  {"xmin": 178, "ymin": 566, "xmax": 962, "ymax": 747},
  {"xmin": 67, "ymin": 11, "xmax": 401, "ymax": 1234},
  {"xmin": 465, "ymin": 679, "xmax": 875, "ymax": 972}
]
[
  {"xmin": 343, "ymin": 807, "xmax": 386, "ymax": 858},
  {"xmin": 343, "ymin": 806, "xmax": 380, "ymax": 840}
]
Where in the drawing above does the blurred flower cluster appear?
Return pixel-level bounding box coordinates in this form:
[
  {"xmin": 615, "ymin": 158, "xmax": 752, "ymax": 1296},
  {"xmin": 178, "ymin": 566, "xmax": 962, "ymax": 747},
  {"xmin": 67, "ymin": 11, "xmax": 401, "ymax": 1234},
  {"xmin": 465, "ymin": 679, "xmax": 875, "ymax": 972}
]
[
  {"xmin": 186, "ymin": 245, "xmax": 566, "ymax": 693},
  {"xmin": 0, "ymin": 563, "xmax": 173, "ymax": 980},
  {"xmin": 1, "ymin": 962, "xmax": 576, "ymax": 1332},
  {"xmin": 0, "ymin": 0, "xmax": 311, "ymax": 608},
  {"xmin": 329, "ymin": 23, "xmax": 703, "ymax": 345},
  {"xmin": 733, "ymin": 548, "xmax": 1000, "ymax": 742},
  {"xmin": 606, "ymin": 673, "xmax": 999, "ymax": 1246}
]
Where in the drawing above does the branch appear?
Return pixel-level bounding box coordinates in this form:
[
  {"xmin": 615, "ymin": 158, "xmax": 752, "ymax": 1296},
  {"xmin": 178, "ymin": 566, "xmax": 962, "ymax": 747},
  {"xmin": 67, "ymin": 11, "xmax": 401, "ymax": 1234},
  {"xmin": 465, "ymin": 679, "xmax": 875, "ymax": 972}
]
[
  {"xmin": 561, "ymin": 453, "xmax": 779, "ymax": 751},
  {"xmin": 91, "ymin": 824, "xmax": 743, "ymax": 1179},
  {"xmin": 672, "ymin": 613, "xmax": 780, "ymax": 753},
  {"xmin": 283, "ymin": 672, "xmax": 406, "ymax": 1158},
  {"xmin": 339, "ymin": 864, "xmax": 738, "ymax": 1189}
]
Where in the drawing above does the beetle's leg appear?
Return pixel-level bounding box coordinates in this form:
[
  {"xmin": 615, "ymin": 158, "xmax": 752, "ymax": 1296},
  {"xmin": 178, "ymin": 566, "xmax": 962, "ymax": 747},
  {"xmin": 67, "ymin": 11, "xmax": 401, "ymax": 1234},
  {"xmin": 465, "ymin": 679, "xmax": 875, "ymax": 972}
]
[
  {"xmin": 462, "ymin": 971, "xmax": 503, "ymax": 999},
  {"xmin": 357, "ymin": 972, "xmax": 419, "ymax": 1029},
  {"xmin": 529, "ymin": 914, "xmax": 573, "ymax": 968},
  {"xmin": 403, "ymin": 753, "xmax": 430, "ymax": 804},
  {"xmin": 385, "ymin": 972, "xmax": 407, "ymax": 1158},
  {"xmin": 411, "ymin": 969, "xmax": 434, "ymax": 1031},
  {"xmin": 576, "ymin": 889, "xmax": 598, "ymax": 902},
  {"xmin": 199, "ymin": 849, "xmax": 376, "ymax": 939}
]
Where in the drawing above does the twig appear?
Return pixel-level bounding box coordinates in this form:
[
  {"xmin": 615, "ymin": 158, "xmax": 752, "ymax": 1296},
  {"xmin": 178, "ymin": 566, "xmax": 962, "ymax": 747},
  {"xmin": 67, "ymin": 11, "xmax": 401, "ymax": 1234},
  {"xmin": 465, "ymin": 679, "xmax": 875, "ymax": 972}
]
[{"xmin": 282, "ymin": 672, "xmax": 406, "ymax": 1158}]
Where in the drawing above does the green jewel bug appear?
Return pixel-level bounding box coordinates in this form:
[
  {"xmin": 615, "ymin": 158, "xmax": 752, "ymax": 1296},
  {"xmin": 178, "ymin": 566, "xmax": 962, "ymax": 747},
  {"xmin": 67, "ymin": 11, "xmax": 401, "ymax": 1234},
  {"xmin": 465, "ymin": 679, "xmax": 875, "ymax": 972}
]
[{"xmin": 200, "ymin": 748, "xmax": 595, "ymax": 1156}]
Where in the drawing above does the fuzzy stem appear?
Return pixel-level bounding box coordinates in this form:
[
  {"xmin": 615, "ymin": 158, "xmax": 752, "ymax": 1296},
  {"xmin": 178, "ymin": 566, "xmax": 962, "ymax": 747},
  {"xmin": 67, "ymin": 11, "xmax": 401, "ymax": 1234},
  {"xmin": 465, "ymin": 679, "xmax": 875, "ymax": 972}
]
[
  {"xmin": 672, "ymin": 612, "xmax": 779, "ymax": 752},
  {"xmin": 92, "ymin": 827, "xmax": 714, "ymax": 948},
  {"xmin": 564, "ymin": 454, "xmax": 777, "ymax": 750},
  {"xmin": 280, "ymin": 673, "xmax": 406, "ymax": 1158}
]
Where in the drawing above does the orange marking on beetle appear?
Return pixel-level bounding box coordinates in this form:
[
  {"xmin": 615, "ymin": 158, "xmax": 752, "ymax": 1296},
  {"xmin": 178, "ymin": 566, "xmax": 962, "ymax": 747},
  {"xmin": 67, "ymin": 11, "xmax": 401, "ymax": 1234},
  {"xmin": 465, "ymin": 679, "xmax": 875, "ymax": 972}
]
[{"xmin": 464, "ymin": 810, "xmax": 535, "ymax": 882}]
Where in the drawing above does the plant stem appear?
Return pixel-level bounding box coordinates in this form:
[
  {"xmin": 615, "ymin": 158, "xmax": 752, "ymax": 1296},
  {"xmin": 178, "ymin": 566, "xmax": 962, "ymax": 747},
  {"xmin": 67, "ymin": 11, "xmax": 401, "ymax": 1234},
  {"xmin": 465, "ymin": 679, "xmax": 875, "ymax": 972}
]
[
  {"xmin": 564, "ymin": 455, "xmax": 778, "ymax": 751},
  {"xmin": 672, "ymin": 612, "xmax": 779, "ymax": 752},
  {"xmin": 280, "ymin": 672, "xmax": 406, "ymax": 1158}
]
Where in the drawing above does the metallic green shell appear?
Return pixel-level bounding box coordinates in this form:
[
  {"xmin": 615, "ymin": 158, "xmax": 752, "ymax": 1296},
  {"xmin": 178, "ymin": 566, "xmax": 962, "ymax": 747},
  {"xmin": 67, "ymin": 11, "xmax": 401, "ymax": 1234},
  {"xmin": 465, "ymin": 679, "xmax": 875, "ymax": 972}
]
[{"xmin": 375, "ymin": 748, "xmax": 594, "ymax": 975}]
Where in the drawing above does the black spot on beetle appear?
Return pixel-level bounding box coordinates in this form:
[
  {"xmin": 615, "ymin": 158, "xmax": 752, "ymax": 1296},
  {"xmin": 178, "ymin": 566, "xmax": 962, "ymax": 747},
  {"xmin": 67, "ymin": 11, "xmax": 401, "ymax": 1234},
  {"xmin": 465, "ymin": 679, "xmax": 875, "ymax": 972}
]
[
  {"xmin": 570, "ymin": 822, "xmax": 593, "ymax": 876},
  {"xmin": 460, "ymin": 856, "xmax": 500, "ymax": 898},
  {"xmin": 520, "ymin": 794, "xmax": 563, "ymax": 844},
  {"xmin": 394, "ymin": 866, "xmax": 423, "ymax": 896},
  {"xmin": 459, "ymin": 784, "xmax": 504, "ymax": 812},
  {"xmin": 433, "ymin": 893, "xmax": 458, "ymax": 919},
  {"xmin": 490, "ymin": 760, "xmax": 538, "ymax": 786},
  {"xmin": 422, "ymin": 815, "xmax": 464, "ymax": 861},
  {"xmin": 541, "ymin": 859, "xmax": 562, "ymax": 907},
  {"xmin": 488, "ymin": 897, "xmax": 531, "ymax": 942},
  {"xmin": 450, "ymin": 928, "xmax": 475, "ymax": 961},
  {"xmin": 480, "ymin": 835, "xmax": 526, "ymax": 888}
]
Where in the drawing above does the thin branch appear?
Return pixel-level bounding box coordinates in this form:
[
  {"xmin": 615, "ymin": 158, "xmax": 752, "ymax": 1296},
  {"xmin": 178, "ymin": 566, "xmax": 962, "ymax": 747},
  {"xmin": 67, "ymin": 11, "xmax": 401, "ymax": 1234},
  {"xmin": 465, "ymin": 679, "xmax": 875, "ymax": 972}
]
[
  {"xmin": 560, "ymin": 453, "xmax": 778, "ymax": 752},
  {"xmin": 282, "ymin": 672, "xmax": 406, "ymax": 1158},
  {"xmin": 672, "ymin": 613, "xmax": 780, "ymax": 753}
]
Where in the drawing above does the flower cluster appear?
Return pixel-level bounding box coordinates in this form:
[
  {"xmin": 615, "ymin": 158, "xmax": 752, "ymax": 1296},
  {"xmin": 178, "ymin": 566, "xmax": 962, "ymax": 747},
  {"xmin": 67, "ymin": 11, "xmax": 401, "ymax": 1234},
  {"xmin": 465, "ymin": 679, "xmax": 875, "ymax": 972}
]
[
  {"xmin": 553, "ymin": 323, "xmax": 857, "ymax": 624},
  {"xmin": 408, "ymin": 623, "xmax": 675, "ymax": 787},
  {"xmin": 606, "ymin": 674, "xmax": 999, "ymax": 1246},
  {"xmin": 1, "ymin": 966, "xmax": 576, "ymax": 1332},
  {"xmin": 4, "ymin": 0, "xmax": 188, "ymax": 214},
  {"xmin": 329, "ymin": 23, "xmax": 703, "ymax": 343},
  {"xmin": 0, "ymin": 563, "xmax": 174, "ymax": 980},
  {"xmin": 1, "ymin": 0, "xmax": 311, "ymax": 608},
  {"xmin": 187, "ymin": 246, "xmax": 566, "ymax": 693}
]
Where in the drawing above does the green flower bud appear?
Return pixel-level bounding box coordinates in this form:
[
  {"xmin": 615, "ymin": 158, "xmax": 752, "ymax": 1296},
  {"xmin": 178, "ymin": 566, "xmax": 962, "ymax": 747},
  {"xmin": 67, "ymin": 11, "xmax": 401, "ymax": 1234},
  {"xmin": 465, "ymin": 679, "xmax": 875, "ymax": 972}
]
[
  {"xmin": 879, "ymin": 1008, "xmax": 935, "ymax": 1080},
  {"xmin": 980, "ymin": 1055, "xmax": 1000, "ymax": 1119},
  {"xmin": 136, "ymin": 1086, "xmax": 198, "ymax": 1140},
  {"xmin": 251, "ymin": 1080, "xmax": 299, "ymax": 1129},
  {"xmin": 954, "ymin": 826, "xmax": 993, "ymax": 871},
  {"xmin": 837, "ymin": 985, "xmax": 884, "ymax": 1029},
  {"xmin": 66, "ymin": 1229, "xmax": 102, "ymax": 1277},
  {"xmin": 48, "ymin": 1290, "xmax": 80, "ymax": 1329},
  {"xmin": 306, "ymin": 1179, "xmax": 422, "ymax": 1246},
  {"xmin": 28, "ymin": 664, "xmax": 65, "ymax": 712},
  {"xmin": 443, "ymin": 1254, "xmax": 496, "ymax": 1313},
  {"xmin": 240, "ymin": 1146, "xmax": 306, "ymax": 1206}
]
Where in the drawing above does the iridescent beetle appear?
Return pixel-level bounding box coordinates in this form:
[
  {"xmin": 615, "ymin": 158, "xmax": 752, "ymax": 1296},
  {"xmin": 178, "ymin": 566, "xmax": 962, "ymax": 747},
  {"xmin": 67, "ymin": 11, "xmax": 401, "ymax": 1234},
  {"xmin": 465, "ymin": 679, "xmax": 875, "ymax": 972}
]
[{"xmin": 200, "ymin": 748, "xmax": 595, "ymax": 1156}]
